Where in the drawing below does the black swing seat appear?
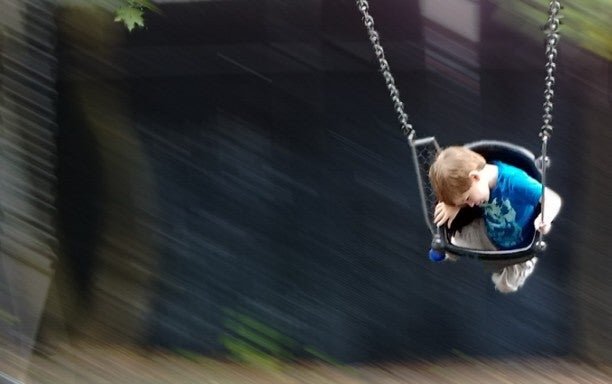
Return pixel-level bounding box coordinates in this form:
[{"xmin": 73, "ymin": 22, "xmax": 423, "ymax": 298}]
[{"xmin": 432, "ymin": 140, "xmax": 546, "ymax": 261}]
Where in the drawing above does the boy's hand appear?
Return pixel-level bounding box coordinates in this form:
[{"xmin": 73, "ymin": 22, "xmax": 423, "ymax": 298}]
[
  {"xmin": 434, "ymin": 202, "xmax": 460, "ymax": 228},
  {"xmin": 534, "ymin": 214, "xmax": 552, "ymax": 235}
]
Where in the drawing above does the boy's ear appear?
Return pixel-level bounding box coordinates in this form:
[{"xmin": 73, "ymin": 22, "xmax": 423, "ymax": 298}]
[{"xmin": 468, "ymin": 170, "xmax": 480, "ymax": 181}]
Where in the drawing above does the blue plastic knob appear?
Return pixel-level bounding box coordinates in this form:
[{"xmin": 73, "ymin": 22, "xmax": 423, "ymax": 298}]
[{"xmin": 429, "ymin": 248, "xmax": 445, "ymax": 262}]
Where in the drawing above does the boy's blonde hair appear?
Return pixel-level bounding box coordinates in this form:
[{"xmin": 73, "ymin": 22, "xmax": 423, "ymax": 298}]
[{"xmin": 428, "ymin": 146, "xmax": 486, "ymax": 204}]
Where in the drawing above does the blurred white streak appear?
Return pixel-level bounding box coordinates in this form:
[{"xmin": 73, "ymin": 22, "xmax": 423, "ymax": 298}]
[
  {"xmin": 419, "ymin": 0, "xmax": 480, "ymax": 43},
  {"xmin": 0, "ymin": 0, "xmax": 59, "ymax": 382}
]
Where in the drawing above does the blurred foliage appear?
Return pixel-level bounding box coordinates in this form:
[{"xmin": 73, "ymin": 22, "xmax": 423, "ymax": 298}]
[
  {"xmin": 220, "ymin": 309, "xmax": 342, "ymax": 370},
  {"xmin": 114, "ymin": 0, "xmax": 159, "ymax": 31},
  {"xmin": 220, "ymin": 309, "xmax": 296, "ymax": 371},
  {"xmin": 489, "ymin": 0, "xmax": 612, "ymax": 60},
  {"xmin": 58, "ymin": 0, "xmax": 159, "ymax": 32}
]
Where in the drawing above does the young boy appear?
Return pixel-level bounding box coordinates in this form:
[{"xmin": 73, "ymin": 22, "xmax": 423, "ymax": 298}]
[{"xmin": 428, "ymin": 146, "xmax": 562, "ymax": 293}]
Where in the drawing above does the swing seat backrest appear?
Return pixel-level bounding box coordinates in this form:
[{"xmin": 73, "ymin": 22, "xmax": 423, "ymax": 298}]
[{"xmin": 465, "ymin": 140, "xmax": 541, "ymax": 182}]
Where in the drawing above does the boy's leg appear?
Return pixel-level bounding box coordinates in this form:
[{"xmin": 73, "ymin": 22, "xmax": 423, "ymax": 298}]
[
  {"xmin": 450, "ymin": 218, "xmax": 496, "ymax": 251},
  {"xmin": 450, "ymin": 219, "xmax": 538, "ymax": 293},
  {"xmin": 445, "ymin": 218, "xmax": 496, "ymax": 261},
  {"xmin": 491, "ymin": 257, "xmax": 538, "ymax": 293}
]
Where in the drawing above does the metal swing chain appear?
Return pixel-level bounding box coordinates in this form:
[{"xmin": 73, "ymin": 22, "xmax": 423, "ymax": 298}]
[
  {"xmin": 540, "ymin": 0, "xmax": 562, "ymax": 140},
  {"xmin": 537, "ymin": 0, "xmax": 562, "ymax": 250},
  {"xmin": 355, "ymin": 0, "xmax": 414, "ymax": 141}
]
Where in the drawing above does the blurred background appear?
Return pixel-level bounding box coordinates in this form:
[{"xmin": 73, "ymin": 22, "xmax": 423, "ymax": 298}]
[{"xmin": 0, "ymin": 0, "xmax": 610, "ymax": 383}]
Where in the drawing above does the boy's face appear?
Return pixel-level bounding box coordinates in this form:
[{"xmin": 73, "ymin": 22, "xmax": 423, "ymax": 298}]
[{"xmin": 452, "ymin": 171, "xmax": 490, "ymax": 207}]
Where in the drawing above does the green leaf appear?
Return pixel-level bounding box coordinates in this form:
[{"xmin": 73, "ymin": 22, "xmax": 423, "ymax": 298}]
[{"xmin": 114, "ymin": 5, "xmax": 145, "ymax": 32}]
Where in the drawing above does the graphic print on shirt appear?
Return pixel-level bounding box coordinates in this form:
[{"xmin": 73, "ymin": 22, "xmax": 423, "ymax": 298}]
[{"xmin": 484, "ymin": 197, "xmax": 523, "ymax": 249}]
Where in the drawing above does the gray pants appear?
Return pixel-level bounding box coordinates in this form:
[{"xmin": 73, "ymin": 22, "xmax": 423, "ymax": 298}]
[{"xmin": 450, "ymin": 219, "xmax": 538, "ymax": 293}]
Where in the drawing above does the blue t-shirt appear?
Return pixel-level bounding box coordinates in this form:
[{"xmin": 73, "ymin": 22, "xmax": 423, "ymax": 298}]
[{"xmin": 484, "ymin": 161, "xmax": 543, "ymax": 250}]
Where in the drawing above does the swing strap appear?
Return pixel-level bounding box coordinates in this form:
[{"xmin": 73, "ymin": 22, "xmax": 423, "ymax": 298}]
[{"xmin": 355, "ymin": 0, "xmax": 414, "ymax": 141}]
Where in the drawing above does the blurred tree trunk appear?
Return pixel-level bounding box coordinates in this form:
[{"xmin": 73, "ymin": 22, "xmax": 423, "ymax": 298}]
[{"xmin": 54, "ymin": 5, "xmax": 160, "ymax": 345}]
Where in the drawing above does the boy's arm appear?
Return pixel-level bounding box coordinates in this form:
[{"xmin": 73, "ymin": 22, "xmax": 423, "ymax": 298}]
[
  {"xmin": 434, "ymin": 202, "xmax": 461, "ymax": 228},
  {"xmin": 534, "ymin": 187, "xmax": 562, "ymax": 234}
]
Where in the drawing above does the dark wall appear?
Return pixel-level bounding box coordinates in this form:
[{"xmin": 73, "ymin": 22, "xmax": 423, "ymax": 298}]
[{"xmin": 55, "ymin": 0, "xmax": 610, "ymax": 363}]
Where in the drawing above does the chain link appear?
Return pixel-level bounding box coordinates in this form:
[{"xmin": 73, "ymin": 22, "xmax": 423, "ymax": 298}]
[
  {"xmin": 540, "ymin": 1, "xmax": 562, "ymax": 139},
  {"xmin": 356, "ymin": 0, "xmax": 414, "ymax": 141},
  {"xmin": 357, "ymin": 0, "xmax": 560, "ymax": 143}
]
